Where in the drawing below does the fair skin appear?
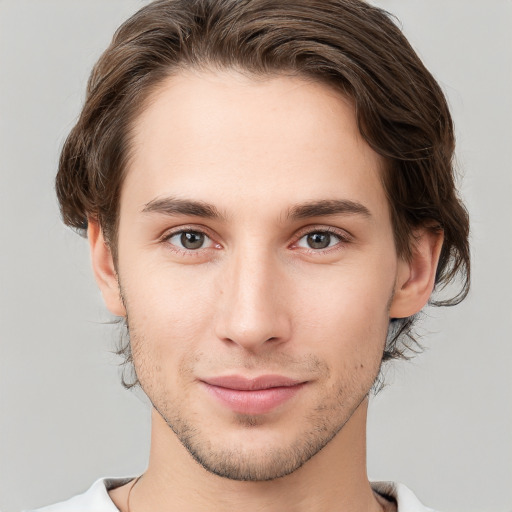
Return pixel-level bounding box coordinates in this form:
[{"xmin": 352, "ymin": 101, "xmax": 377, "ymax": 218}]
[{"xmin": 89, "ymin": 70, "xmax": 442, "ymax": 512}]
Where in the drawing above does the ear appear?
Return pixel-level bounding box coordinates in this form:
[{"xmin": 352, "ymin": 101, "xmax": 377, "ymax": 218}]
[
  {"xmin": 88, "ymin": 219, "xmax": 126, "ymax": 317},
  {"xmin": 389, "ymin": 228, "xmax": 444, "ymax": 319}
]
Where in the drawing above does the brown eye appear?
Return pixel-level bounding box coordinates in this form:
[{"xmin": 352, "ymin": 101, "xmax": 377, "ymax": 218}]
[
  {"xmin": 295, "ymin": 231, "xmax": 343, "ymax": 251},
  {"xmin": 167, "ymin": 230, "xmax": 212, "ymax": 250},
  {"xmin": 306, "ymin": 232, "xmax": 331, "ymax": 249},
  {"xmin": 180, "ymin": 231, "xmax": 205, "ymax": 249}
]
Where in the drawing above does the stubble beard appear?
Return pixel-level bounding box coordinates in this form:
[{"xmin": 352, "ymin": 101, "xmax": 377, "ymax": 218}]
[
  {"xmin": 131, "ymin": 334, "xmax": 381, "ymax": 482},
  {"xmin": 152, "ymin": 389, "xmax": 372, "ymax": 482},
  {"xmin": 120, "ymin": 286, "xmax": 389, "ymax": 482}
]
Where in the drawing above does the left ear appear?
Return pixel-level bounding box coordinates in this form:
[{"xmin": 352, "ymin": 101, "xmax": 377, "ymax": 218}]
[{"xmin": 389, "ymin": 228, "xmax": 444, "ymax": 319}]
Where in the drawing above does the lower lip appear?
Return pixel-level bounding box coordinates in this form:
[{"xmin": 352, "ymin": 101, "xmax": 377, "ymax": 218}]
[{"xmin": 202, "ymin": 383, "xmax": 305, "ymax": 415}]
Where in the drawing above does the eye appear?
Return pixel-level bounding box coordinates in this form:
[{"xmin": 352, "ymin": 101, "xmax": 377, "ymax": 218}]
[
  {"xmin": 296, "ymin": 231, "xmax": 343, "ymax": 250},
  {"xmin": 166, "ymin": 230, "xmax": 213, "ymax": 250}
]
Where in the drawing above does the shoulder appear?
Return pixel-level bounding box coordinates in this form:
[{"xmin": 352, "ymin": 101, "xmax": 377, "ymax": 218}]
[
  {"xmin": 371, "ymin": 481, "xmax": 438, "ymax": 512},
  {"xmin": 26, "ymin": 477, "xmax": 134, "ymax": 512}
]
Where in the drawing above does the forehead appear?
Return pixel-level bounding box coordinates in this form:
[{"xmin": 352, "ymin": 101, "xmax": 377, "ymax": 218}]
[{"xmin": 123, "ymin": 69, "xmax": 387, "ymax": 218}]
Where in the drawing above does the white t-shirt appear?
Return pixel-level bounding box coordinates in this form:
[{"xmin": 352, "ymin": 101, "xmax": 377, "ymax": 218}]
[{"xmin": 28, "ymin": 478, "xmax": 437, "ymax": 512}]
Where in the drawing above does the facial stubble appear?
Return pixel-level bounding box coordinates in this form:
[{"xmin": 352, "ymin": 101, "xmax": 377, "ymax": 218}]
[
  {"xmin": 127, "ymin": 327, "xmax": 385, "ymax": 482},
  {"xmin": 116, "ymin": 263, "xmax": 393, "ymax": 481}
]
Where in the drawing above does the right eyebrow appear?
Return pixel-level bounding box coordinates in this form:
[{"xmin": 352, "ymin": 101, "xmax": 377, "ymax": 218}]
[{"xmin": 141, "ymin": 196, "xmax": 225, "ymax": 220}]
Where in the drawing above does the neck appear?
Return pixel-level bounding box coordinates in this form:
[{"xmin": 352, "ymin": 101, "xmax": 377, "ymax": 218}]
[{"xmin": 117, "ymin": 398, "xmax": 383, "ymax": 512}]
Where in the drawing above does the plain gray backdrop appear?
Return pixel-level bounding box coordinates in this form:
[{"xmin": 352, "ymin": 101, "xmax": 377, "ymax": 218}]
[{"xmin": 1, "ymin": 1, "xmax": 511, "ymax": 511}]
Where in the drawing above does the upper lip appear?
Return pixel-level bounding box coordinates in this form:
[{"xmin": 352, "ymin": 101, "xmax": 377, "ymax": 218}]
[{"xmin": 201, "ymin": 375, "xmax": 305, "ymax": 391}]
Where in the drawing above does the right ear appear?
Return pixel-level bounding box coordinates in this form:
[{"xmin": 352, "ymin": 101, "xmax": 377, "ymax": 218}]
[{"xmin": 88, "ymin": 219, "xmax": 126, "ymax": 317}]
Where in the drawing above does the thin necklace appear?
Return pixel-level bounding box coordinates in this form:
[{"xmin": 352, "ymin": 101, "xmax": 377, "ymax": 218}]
[
  {"xmin": 126, "ymin": 474, "xmax": 393, "ymax": 512},
  {"xmin": 126, "ymin": 474, "xmax": 142, "ymax": 512}
]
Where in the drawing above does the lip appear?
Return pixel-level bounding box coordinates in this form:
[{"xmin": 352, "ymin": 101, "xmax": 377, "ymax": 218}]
[{"xmin": 201, "ymin": 375, "xmax": 306, "ymax": 415}]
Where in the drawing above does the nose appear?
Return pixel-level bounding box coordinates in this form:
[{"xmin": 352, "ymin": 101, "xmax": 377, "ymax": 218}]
[{"xmin": 214, "ymin": 247, "xmax": 292, "ymax": 352}]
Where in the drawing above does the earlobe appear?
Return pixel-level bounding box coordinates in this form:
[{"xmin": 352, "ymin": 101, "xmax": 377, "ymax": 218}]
[
  {"xmin": 389, "ymin": 229, "xmax": 444, "ymax": 319},
  {"xmin": 88, "ymin": 219, "xmax": 126, "ymax": 317}
]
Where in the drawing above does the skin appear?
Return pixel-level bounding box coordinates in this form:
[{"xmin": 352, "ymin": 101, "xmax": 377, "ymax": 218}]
[{"xmin": 89, "ymin": 70, "xmax": 443, "ymax": 512}]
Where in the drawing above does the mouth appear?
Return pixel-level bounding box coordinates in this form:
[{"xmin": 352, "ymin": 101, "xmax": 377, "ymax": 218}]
[{"xmin": 200, "ymin": 375, "xmax": 307, "ymax": 415}]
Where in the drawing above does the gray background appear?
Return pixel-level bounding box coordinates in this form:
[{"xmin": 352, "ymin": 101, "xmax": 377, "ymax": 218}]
[{"xmin": 1, "ymin": 1, "xmax": 511, "ymax": 511}]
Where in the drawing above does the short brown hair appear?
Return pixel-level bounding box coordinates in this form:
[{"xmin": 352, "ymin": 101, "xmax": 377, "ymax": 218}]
[{"xmin": 56, "ymin": 0, "xmax": 470, "ymax": 370}]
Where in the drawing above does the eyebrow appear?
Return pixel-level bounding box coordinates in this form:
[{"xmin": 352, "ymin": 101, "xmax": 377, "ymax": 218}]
[
  {"xmin": 286, "ymin": 199, "xmax": 372, "ymax": 220},
  {"xmin": 142, "ymin": 196, "xmax": 224, "ymax": 220},
  {"xmin": 141, "ymin": 196, "xmax": 371, "ymax": 222}
]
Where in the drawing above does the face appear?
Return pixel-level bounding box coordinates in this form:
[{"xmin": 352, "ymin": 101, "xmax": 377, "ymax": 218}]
[{"xmin": 112, "ymin": 70, "xmax": 405, "ymax": 480}]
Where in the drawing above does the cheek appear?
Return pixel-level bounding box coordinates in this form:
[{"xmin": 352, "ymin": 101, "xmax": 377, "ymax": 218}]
[
  {"xmin": 293, "ymin": 263, "xmax": 394, "ymax": 360},
  {"xmin": 119, "ymin": 260, "xmax": 219, "ymax": 368}
]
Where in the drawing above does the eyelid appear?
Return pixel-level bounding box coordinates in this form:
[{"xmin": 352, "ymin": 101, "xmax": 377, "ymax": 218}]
[
  {"xmin": 159, "ymin": 223, "xmax": 216, "ymax": 240},
  {"xmin": 292, "ymin": 225, "xmax": 353, "ymax": 243}
]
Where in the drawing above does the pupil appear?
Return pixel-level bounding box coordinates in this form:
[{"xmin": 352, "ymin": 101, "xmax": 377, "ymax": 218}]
[
  {"xmin": 307, "ymin": 232, "xmax": 330, "ymax": 249},
  {"xmin": 181, "ymin": 231, "xmax": 204, "ymax": 249}
]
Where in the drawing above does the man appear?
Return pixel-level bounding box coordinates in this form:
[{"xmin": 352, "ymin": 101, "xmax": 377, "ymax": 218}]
[{"xmin": 33, "ymin": 0, "xmax": 470, "ymax": 510}]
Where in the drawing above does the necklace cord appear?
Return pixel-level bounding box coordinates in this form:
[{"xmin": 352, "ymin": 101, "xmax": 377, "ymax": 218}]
[{"xmin": 126, "ymin": 475, "xmax": 142, "ymax": 512}]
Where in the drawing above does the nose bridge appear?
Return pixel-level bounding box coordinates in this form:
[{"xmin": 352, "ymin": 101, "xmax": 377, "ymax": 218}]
[{"xmin": 215, "ymin": 240, "xmax": 290, "ymax": 350}]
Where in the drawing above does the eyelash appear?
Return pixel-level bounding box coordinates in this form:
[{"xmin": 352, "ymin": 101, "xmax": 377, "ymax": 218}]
[
  {"xmin": 159, "ymin": 226, "xmax": 219, "ymax": 256},
  {"xmin": 159, "ymin": 225, "xmax": 352, "ymax": 256},
  {"xmin": 291, "ymin": 226, "xmax": 352, "ymax": 254}
]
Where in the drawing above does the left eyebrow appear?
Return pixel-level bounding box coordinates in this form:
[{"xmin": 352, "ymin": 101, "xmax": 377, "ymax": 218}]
[{"xmin": 286, "ymin": 199, "xmax": 372, "ymax": 220}]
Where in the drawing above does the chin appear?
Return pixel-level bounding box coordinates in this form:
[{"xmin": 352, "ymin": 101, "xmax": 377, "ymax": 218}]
[{"xmin": 158, "ymin": 403, "xmax": 348, "ymax": 482}]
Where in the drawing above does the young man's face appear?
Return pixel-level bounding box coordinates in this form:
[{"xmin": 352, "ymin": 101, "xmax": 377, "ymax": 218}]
[{"xmin": 92, "ymin": 70, "xmax": 433, "ymax": 481}]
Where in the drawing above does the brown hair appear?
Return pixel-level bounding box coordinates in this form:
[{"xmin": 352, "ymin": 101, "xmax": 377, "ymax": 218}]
[{"xmin": 56, "ymin": 0, "xmax": 470, "ymax": 378}]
